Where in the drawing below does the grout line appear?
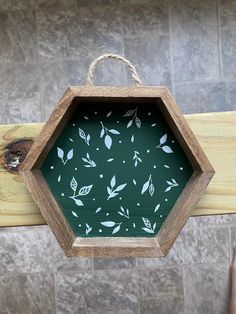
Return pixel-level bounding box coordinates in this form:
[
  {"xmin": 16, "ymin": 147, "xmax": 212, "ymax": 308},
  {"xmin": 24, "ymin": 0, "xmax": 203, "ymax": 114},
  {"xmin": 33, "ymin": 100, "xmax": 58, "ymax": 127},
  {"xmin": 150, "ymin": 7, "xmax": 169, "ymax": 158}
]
[
  {"xmin": 228, "ymin": 225, "xmax": 232, "ymax": 262},
  {"xmin": 182, "ymin": 265, "xmax": 187, "ymax": 314},
  {"xmin": 167, "ymin": 0, "xmax": 175, "ymax": 96},
  {"xmin": 34, "ymin": 1, "xmax": 44, "ymax": 122},
  {"xmin": 217, "ymin": 0, "xmax": 224, "ymax": 79}
]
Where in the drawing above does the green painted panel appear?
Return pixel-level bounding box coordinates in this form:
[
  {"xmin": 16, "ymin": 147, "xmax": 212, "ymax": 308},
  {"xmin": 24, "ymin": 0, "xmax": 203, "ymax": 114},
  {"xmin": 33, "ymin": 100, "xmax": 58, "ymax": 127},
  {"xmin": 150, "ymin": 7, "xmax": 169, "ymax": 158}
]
[{"xmin": 41, "ymin": 99, "xmax": 193, "ymax": 237}]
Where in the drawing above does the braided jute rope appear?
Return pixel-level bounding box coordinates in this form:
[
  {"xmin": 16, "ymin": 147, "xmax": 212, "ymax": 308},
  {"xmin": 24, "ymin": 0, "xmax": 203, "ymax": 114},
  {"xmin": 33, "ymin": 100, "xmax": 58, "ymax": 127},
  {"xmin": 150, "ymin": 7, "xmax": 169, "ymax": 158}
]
[{"xmin": 86, "ymin": 53, "xmax": 142, "ymax": 86}]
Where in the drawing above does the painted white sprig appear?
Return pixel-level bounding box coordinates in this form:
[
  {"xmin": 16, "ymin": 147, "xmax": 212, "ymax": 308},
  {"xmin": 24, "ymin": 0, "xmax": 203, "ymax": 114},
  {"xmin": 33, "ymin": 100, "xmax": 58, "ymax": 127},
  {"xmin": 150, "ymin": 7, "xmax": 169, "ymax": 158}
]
[
  {"xmin": 142, "ymin": 217, "xmax": 156, "ymax": 234},
  {"xmin": 156, "ymin": 134, "xmax": 173, "ymax": 153},
  {"xmin": 107, "ymin": 175, "xmax": 127, "ymax": 200},
  {"xmin": 57, "ymin": 147, "xmax": 73, "ymax": 165},
  {"xmin": 100, "ymin": 121, "xmax": 120, "ymax": 150},
  {"xmin": 100, "ymin": 221, "xmax": 122, "ymax": 234},
  {"xmin": 123, "ymin": 107, "xmax": 141, "ymax": 128},
  {"xmin": 78, "ymin": 128, "xmax": 90, "ymax": 145},
  {"xmin": 85, "ymin": 223, "xmax": 92, "ymax": 235},
  {"xmin": 165, "ymin": 178, "xmax": 179, "ymax": 192},
  {"xmin": 117, "ymin": 206, "xmax": 129, "ymax": 219},
  {"xmin": 133, "ymin": 150, "xmax": 142, "ymax": 167},
  {"xmin": 82, "ymin": 153, "xmax": 96, "ymax": 167},
  {"xmin": 141, "ymin": 175, "xmax": 155, "ymax": 196},
  {"xmin": 69, "ymin": 177, "xmax": 93, "ymax": 206}
]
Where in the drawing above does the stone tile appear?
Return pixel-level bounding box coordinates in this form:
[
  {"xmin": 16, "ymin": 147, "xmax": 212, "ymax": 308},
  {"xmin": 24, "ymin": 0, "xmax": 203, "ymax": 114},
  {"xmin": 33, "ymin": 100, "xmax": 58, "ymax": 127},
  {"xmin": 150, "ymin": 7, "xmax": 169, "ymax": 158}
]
[
  {"xmin": 0, "ymin": 10, "xmax": 36, "ymax": 63},
  {"xmin": 0, "ymin": 273, "xmax": 55, "ymax": 314},
  {"xmin": 55, "ymin": 267, "xmax": 183, "ymax": 313},
  {"xmin": 124, "ymin": 36, "xmax": 171, "ymax": 86},
  {"xmin": 37, "ymin": 6, "xmax": 123, "ymax": 61},
  {"xmin": 140, "ymin": 296, "xmax": 185, "ymax": 314},
  {"xmin": 36, "ymin": 0, "xmax": 76, "ymax": 9},
  {"xmin": 55, "ymin": 270, "xmax": 138, "ymax": 314},
  {"xmin": 93, "ymin": 257, "xmax": 135, "ymax": 270},
  {"xmin": 170, "ymin": 0, "xmax": 219, "ymax": 82},
  {"xmin": 184, "ymin": 265, "xmax": 230, "ymax": 314},
  {"xmin": 39, "ymin": 60, "xmax": 90, "ymax": 119},
  {"xmin": 0, "ymin": 226, "xmax": 52, "ymax": 275},
  {"xmin": 0, "ymin": 0, "xmax": 34, "ymax": 11},
  {"xmin": 189, "ymin": 214, "xmax": 236, "ymax": 229},
  {"xmin": 220, "ymin": 0, "xmax": 236, "ymax": 79},
  {"xmin": 121, "ymin": 2, "xmax": 168, "ymax": 37},
  {"xmin": 137, "ymin": 226, "xmax": 229, "ymax": 267},
  {"xmin": 226, "ymin": 81, "xmax": 236, "ymax": 110},
  {"xmin": 174, "ymin": 81, "xmax": 228, "ymax": 114},
  {"xmin": 0, "ymin": 63, "xmax": 40, "ymax": 124},
  {"xmin": 50, "ymin": 234, "xmax": 92, "ymax": 272}
]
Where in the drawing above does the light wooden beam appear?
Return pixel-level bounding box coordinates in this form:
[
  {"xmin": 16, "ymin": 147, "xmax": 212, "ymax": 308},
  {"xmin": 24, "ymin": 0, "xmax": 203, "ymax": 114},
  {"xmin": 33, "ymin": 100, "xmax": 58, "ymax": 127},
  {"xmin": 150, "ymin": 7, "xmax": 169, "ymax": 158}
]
[{"xmin": 0, "ymin": 111, "xmax": 235, "ymax": 227}]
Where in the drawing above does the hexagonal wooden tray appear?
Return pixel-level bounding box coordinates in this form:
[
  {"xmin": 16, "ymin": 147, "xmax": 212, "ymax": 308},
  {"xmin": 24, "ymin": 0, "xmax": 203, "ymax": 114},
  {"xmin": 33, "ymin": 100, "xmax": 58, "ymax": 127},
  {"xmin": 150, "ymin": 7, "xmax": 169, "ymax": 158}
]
[{"xmin": 20, "ymin": 86, "xmax": 214, "ymax": 257}]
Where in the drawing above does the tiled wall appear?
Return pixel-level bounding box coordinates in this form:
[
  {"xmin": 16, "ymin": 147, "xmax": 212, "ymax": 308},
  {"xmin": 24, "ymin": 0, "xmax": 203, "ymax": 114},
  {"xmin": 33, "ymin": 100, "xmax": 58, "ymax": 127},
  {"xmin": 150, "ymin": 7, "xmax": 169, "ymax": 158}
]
[{"xmin": 0, "ymin": 0, "xmax": 235, "ymax": 313}]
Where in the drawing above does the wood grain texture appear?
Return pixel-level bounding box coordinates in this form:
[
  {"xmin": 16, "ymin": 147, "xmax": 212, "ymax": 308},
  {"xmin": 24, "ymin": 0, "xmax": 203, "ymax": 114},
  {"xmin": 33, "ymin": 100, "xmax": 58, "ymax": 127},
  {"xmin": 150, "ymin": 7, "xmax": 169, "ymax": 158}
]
[{"xmin": 0, "ymin": 112, "xmax": 235, "ymax": 226}]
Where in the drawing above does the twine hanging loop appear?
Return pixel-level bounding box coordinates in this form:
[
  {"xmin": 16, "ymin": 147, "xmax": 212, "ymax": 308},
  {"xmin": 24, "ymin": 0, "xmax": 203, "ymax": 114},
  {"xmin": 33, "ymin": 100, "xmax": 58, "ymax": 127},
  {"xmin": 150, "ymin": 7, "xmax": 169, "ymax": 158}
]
[{"xmin": 86, "ymin": 53, "xmax": 142, "ymax": 86}]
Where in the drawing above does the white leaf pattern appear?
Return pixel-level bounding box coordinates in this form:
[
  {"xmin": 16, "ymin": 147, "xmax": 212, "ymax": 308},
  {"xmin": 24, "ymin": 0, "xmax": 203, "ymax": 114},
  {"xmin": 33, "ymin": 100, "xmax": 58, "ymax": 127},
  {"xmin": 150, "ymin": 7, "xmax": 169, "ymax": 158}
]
[{"xmin": 162, "ymin": 146, "xmax": 173, "ymax": 153}]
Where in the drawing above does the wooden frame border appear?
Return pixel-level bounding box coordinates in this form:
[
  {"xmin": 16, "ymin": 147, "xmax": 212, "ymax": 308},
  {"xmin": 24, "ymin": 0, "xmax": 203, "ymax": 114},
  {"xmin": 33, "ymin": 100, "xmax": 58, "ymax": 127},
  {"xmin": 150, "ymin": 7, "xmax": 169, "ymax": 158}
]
[{"xmin": 20, "ymin": 86, "xmax": 215, "ymax": 257}]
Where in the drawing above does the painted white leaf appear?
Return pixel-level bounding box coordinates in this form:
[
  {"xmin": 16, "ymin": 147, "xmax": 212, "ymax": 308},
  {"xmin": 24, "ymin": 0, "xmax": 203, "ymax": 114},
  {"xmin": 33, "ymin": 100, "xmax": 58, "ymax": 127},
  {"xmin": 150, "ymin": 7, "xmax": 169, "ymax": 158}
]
[
  {"xmin": 151, "ymin": 123, "xmax": 156, "ymax": 127},
  {"xmin": 105, "ymin": 134, "xmax": 112, "ymax": 149},
  {"xmin": 115, "ymin": 183, "xmax": 127, "ymax": 192},
  {"xmin": 135, "ymin": 117, "xmax": 141, "ymax": 128},
  {"xmin": 84, "ymin": 116, "xmax": 89, "ymax": 120},
  {"xmin": 78, "ymin": 185, "xmax": 93, "ymax": 196},
  {"xmin": 101, "ymin": 221, "xmax": 116, "ymax": 227},
  {"xmin": 95, "ymin": 207, "xmax": 102, "ymax": 213},
  {"xmin": 142, "ymin": 217, "xmax": 152, "ymax": 229},
  {"xmin": 86, "ymin": 227, "xmax": 92, "ymax": 235},
  {"xmin": 123, "ymin": 110, "xmax": 134, "ymax": 117},
  {"xmin": 149, "ymin": 184, "xmax": 155, "ymax": 196},
  {"xmin": 153, "ymin": 222, "xmax": 156, "ymax": 231},
  {"xmin": 79, "ymin": 128, "xmax": 86, "ymax": 140},
  {"xmin": 106, "ymin": 111, "xmax": 112, "ymax": 117},
  {"xmin": 160, "ymin": 134, "xmax": 167, "ymax": 144},
  {"xmin": 165, "ymin": 186, "xmax": 171, "ymax": 192},
  {"xmin": 126, "ymin": 208, "xmax": 129, "ymax": 217},
  {"xmin": 141, "ymin": 181, "xmax": 149, "ymax": 194},
  {"xmin": 100, "ymin": 128, "xmax": 105, "ymax": 138},
  {"xmin": 142, "ymin": 227, "xmax": 154, "ymax": 234},
  {"xmin": 107, "ymin": 186, "xmax": 112, "ymax": 194},
  {"xmin": 69, "ymin": 138, "xmax": 74, "ymax": 142},
  {"xmin": 109, "ymin": 129, "xmax": 120, "ymax": 135},
  {"xmin": 86, "ymin": 134, "xmax": 90, "ymax": 143},
  {"xmin": 86, "ymin": 153, "xmax": 90, "ymax": 159},
  {"xmin": 154, "ymin": 204, "xmax": 160, "ymax": 213},
  {"xmin": 118, "ymin": 212, "xmax": 124, "ymax": 216},
  {"xmin": 57, "ymin": 147, "xmax": 64, "ymax": 159},
  {"xmin": 162, "ymin": 146, "xmax": 173, "ymax": 153},
  {"xmin": 107, "ymin": 158, "xmax": 114, "ymax": 162},
  {"xmin": 127, "ymin": 120, "xmax": 133, "ymax": 128},
  {"xmin": 67, "ymin": 149, "xmax": 73, "ymax": 160},
  {"xmin": 166, "ymin": 181, "xmax": 173, "ymax": 185},
  {"xmin": 58, "ymin": 175, "xmax": 61, "ymax": 182},
  {"xmin": 110, "ymin": 175, "xmax": 116, "ymax": 188},
  {"xmin": 82, "ymin": 158, "xmax": 88, "ymax": 162},
  {"xmin": 164, "ymin": 164, "xmax": 170, "ymax": 168},
  {"xmin": 74, "ymin": 198, "xmax": 84, "ymax": 206},
  {"xmin": 172, "ymin": 178, "xmax": 177, "ymax": 184},
  {"xmin": 72, "ymin": 211, "xmax": 78, "ymax": 217},
  {"xmin": 86, "ymin": 223, "xmax": 89, "ymax": 228},
  {"xmin": 135, "ymin": 160, "xmax": 138, "ymax": 167},
  {"xmin": 133, "ymin": 179, "xmax": 137, "ymax": 185},
  {"xmin": 131, "ymin": 134, "xmax": 134, "ymax": 142},
  {"xmin": 112, "ymin": 225, "xmax": 120, "ymax": 234},
  {"xmin": 108, "ymin": 192, "xmax": 118, "ymax": 198},
  {"xmin": 120, "ymin": 206, "xmax": 125, "ymax": 213},
  {"xmin": 70, "ymin": 177, "xmax": 77, "ymax": 192},
  {"xmin": 133, "ymin": 223, "xmax": 136, "ymax": 228}
]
